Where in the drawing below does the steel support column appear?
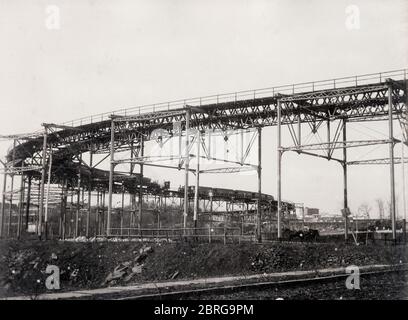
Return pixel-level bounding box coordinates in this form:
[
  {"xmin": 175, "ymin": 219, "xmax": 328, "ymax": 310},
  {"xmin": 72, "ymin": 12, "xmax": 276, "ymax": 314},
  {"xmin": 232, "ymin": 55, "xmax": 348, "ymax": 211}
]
[
  {"xmin": 257, "ymin": 127, "xmax": 262, "ymax": 243},
  {"xmin": 277, "ymin": 100, "xmax": 282, "ymax": 239},
  {"xmin": 102, "ymin": 190, "xmax": 106, "ymax": 235},
  {"xmin": 44, "ymin": 151, "xmax": 52, "ymax": 239},
  {"xmin": 25, "ymin": 175, "xmax": 31, "ymax": 232},
  {"xmin": 87, "ymin": 148, "xmax": 93, "ymax": 238},
  {"xmin": 7, "ymin": 175, "xmax": 14, "ymax": 237},
  {"xmin": 17, "ymin": 164, "xmax": 25, "ymax": 238},
  {"xmin": 129, "ymin": 141, "xmax": 135, "ymax": 229},
  {"xmin": 209, "ymin": 194, "xmax": 213, "ymax": 242},
  {"xmin": 120, "ymin": 184, "xmax": 125, "ymax": 237},
  {"xmin": 402, "ymin": 142, "xmax": 406, "ymax": 222},
  {"xmin": 107, "ymin": 119, "xmax": 115, "ymax": 236},
  {"xmin": 96, "ymin": 189, "xmax": 100, "ymax": 235},
  {"xmin": 38, "ymin": 131, "xmax": 47, "ymax": 239},
  {"xmin": 138, "ymin": 136, "xmax": 144, "ymax": 230},
  {"xmin": 388, "ymin": 83, "xmax": 397, "ymax": 241},
  {"xmin": 298, "ymin": 112, "xmax": 302, "ymax": 146},
  {"xmin": 193, "ymin": 130, "xmax": 200, "ymax": 230},
  {"xmin": 75, "ymin": 154, "xmax": 81, "ymax": 238},
  {"xmin": 343, "ymin": 119, "xmax": 349, "ymax": 241},
  {"xmin": 183, "ymin": 107, "xmax": 191, "ymax": 233},
  {"xmin": 0, "ymin": 167, "xmax": 7, "ymax": 238},
  {"xmin": 61, "ymin": 178, "xmax": 67, "ymax": 240},
  {"xmin": 327, "ymin": 120, "xmax": 331, "ymax": 157},
  {"xmin": 224, "ymin": 201, "xmax": 228, "ymax": 244},
  {"xmin": 37, "ymin": 182, "xmax": 40, "ymax": 235},
  {"xmin": 157, "ymin": 196, "xmax": 161, "ymax": 229},
  {"xmin": 8, "ymin": 140, "xmax": 16, "ymax": 238}
]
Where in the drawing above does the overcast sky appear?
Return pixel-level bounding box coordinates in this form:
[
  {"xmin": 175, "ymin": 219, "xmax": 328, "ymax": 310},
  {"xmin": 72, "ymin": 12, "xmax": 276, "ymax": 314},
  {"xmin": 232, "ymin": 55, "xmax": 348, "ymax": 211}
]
[{"xmin": 0, "ymin": 0, "xmax": 407, "ymax": 217}]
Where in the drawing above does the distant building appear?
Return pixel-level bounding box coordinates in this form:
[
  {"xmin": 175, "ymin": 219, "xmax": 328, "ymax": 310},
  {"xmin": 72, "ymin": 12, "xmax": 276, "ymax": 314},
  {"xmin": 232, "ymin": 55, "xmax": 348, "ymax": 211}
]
[{"xmin": 305, "ymin": 207, "xmax": 319, "ymax": 216}]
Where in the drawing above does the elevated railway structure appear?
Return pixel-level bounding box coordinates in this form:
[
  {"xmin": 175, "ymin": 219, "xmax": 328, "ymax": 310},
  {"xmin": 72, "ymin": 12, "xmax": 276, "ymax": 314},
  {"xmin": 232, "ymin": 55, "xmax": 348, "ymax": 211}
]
[{"xmin": 0, "ymin": 69, "xmax": 407, "ymax": 241}]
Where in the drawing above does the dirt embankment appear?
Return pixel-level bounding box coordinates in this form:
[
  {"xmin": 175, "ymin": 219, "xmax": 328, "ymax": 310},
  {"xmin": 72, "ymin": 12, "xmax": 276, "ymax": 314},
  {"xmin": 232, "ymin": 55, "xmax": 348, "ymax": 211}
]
[{"xmin": 0, "ymin": 240, "xmax": 407, "ymax": 298}]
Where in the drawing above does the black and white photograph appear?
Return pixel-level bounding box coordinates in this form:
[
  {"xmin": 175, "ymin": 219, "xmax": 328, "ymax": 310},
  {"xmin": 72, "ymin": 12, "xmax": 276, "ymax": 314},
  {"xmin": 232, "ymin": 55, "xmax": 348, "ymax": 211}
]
[{"xmin": 0, "ymin": 0, "xmax": 407, "ymax": 309}]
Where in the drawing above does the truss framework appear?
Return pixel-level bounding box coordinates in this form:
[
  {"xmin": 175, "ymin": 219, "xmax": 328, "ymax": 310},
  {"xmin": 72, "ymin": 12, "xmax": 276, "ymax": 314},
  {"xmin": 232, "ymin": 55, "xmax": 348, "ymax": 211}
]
[
  {"xmin": 275, "ymin": 79, "xmax": 407, "ymax": 241},
  {"xmin": 1, "ymin": 71, "xmax": 407, "ymax": 241}
]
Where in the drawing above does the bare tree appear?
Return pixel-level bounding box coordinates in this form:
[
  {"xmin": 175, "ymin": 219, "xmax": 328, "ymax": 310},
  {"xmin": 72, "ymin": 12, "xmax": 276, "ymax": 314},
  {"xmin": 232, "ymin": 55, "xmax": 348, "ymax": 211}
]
[
  {"xmin": 386, "ymin": 195, "xmax": 399, "ymax": 220},
  {"xmin": 358, "ymin": 203, "xmax": 372, "ymax": 219},
  {"xmin": 375, "ymin": 198, "xmax": 385, "ymax": 219}
]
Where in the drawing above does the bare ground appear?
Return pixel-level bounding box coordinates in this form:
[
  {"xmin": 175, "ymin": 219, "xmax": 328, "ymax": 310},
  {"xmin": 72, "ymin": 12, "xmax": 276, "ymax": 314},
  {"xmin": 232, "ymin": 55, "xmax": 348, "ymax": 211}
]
[{"xmin": 0, "ymin": 239, "xmax": 407, "ymax": 298}]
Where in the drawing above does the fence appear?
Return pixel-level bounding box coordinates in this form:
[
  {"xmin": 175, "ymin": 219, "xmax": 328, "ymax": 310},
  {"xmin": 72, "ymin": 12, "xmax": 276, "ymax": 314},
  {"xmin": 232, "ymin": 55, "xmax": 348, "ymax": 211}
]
[{"xmin": 103, "ymin": 227, "xmax": 251, "ymax": 244}]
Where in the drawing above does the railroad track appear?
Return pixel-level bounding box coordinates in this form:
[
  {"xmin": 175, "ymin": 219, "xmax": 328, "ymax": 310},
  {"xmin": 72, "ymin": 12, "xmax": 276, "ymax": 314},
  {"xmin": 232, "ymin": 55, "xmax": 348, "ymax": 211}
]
[
  {"xmin": 114, "ymin": 267, "xmax": 408, "ymax": 300},
  {"xmin": 5, "ymin": 264, "xmax": 406, "ymax": 300}
]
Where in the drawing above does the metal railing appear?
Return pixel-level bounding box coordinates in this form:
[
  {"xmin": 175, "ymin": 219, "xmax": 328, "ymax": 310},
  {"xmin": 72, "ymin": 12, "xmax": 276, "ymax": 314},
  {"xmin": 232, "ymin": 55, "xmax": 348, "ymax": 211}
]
[
  {"xmin": 61, "ymin": 68, "xmax": 407, "ymax": 128},
  {"xmin": 104, "ymin": 227, "xmax": 249, "ymax": 244}
]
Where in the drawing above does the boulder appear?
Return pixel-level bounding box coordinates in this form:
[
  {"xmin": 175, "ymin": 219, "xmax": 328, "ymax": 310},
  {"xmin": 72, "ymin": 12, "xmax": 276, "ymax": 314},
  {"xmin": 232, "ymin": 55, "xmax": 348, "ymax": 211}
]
[
  {"xmin": 105, "ymin": 270, "xmax": 125, "ymax": 283},
  {"xmin": 139, "ymin": 246, "xmax": 153, "ymax": 255},
  {"xmin": 131, "ymin": 265, "xmax": 143, "ymax": 274}
]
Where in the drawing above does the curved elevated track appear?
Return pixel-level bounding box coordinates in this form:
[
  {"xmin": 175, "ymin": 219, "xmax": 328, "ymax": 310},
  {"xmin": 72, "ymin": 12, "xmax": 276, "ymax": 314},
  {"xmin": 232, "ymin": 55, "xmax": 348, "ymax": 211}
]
[{"xmin": 0, "ymin": 69, "xmax": 407, "ymax": 240}]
